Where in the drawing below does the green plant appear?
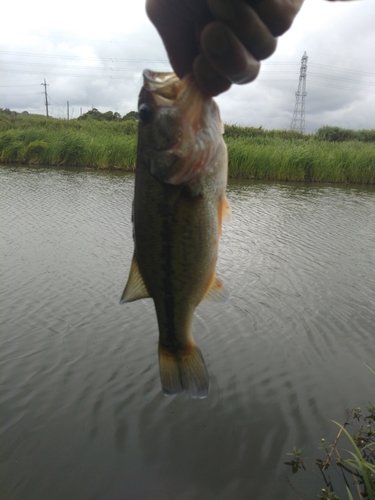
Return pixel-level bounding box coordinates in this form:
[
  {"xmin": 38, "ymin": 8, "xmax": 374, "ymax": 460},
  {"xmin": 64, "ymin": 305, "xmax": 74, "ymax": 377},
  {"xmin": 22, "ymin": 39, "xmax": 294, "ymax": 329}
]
[{"xmin": 286, "ymin": 368, "xmax": 375, "ymax": 500}]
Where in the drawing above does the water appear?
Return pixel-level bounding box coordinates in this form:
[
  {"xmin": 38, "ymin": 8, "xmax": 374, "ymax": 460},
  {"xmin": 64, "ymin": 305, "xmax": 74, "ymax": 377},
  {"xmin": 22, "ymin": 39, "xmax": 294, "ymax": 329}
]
[{"xmin": 1, "ymin": 164, "xmax": 375, "ymax": 500}]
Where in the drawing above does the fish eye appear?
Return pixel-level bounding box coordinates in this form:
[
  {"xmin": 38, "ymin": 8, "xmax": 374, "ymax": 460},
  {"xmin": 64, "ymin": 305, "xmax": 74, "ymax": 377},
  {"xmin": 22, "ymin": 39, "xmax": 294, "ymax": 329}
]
[{"xmin": 138, "ymin": 104, "xmax": 152, "ymax": 123}]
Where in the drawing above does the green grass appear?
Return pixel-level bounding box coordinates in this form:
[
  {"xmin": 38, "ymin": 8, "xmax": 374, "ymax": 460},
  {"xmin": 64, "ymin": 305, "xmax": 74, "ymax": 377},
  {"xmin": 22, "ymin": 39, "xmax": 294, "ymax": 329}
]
[
  {"xmin": 0, "ymin": 113, "xmax": 137, "ymax": 169},
  {"xmin": 1, "ymin": 112, "xmax": 375, "ymax": 183},
  {"xmin": 226, "ymin": 137, "xmax": 375, "ymax": 183}
]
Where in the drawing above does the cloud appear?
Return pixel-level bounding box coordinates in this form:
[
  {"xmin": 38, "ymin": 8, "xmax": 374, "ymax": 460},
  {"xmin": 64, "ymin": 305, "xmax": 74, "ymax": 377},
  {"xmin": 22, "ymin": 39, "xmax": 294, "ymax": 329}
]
[{"xmin": 1, "ymin": 0, "xmax": 374, "ymax": 131}]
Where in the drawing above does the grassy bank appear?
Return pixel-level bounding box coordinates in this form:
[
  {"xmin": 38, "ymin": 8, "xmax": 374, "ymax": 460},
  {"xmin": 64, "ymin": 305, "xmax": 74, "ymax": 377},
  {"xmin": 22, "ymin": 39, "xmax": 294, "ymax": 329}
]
[
  {"xmin": 1, "ymin": 112, "xmax": 375, "ymax": 183},
  {"xmin": 0, "ymin": 112, "xmax": 137, "ymax": 169},
  {"xmin": 226, "ymin": 137, "xmax": 375, "ymax": 183}
]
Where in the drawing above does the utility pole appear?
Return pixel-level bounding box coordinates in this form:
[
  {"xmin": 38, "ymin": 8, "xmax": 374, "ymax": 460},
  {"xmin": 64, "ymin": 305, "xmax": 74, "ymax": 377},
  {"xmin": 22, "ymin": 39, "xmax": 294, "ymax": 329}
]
[
  {"xmin": 291, "ymin": 52, "xmax": 308, "ymax": 134},
  {"xmin": 41, "ymin": 79, "xmax": 49, "ymax": 117},
  {"xmin": 67, "ymin": 101, "xmax": 69, "ymax": 120}
]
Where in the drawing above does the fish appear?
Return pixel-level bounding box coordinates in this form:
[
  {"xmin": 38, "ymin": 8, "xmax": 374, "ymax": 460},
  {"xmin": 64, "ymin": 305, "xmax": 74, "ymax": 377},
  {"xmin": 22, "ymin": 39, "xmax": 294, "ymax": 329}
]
[{"xmin": 120, "ymin": 70, "xmax": 230, "ymax": 399}]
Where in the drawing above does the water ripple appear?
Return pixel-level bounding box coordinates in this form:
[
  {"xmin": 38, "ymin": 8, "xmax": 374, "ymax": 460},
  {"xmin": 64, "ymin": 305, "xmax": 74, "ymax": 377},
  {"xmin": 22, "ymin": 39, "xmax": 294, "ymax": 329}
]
[{"xmin": 1, "ymin": 167, "xmax": 375, "ymax": 499}]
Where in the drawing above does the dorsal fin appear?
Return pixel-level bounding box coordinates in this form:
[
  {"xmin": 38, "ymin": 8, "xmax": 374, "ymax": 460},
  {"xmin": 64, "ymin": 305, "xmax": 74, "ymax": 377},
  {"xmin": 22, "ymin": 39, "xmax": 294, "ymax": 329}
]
[
  {"xmin": 120, "ymin": 254, "xmax": 150, "ymax": 304},
  {"xmin": 202, "ymin": 275, "xmax": 230, "ymax": 303}
]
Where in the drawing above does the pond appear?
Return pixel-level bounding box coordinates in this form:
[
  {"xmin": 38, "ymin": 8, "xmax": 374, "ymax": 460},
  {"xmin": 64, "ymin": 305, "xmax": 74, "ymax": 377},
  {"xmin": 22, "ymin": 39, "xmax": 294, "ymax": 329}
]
[{"xmin": 1, "ymin": 165, "xmax": 375, "ymax": 499}]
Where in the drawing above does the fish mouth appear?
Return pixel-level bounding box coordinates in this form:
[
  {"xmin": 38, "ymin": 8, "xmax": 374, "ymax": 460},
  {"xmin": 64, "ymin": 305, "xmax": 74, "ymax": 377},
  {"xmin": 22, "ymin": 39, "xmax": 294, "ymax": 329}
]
[
  {"xmin": 141, "ymin": 69, "xmax": 209, "ymax": 132},
  {"xmin": 143, "ymin": 69, "xmax": 197, "ymax": 106},
  {"xmin": 143, "ymin": 70, "xmax": 177, "ymax": 86},
  {"xmin": 143, "ymin": 70, "xmax": 181, "ymax": 102}
]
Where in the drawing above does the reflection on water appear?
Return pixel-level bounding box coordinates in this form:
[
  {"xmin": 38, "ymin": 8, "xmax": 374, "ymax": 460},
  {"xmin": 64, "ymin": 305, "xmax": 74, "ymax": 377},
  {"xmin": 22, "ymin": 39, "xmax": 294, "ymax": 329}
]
[{"xmin": 1, "ymin": 165, "xmax": 375, "ymax": 499}]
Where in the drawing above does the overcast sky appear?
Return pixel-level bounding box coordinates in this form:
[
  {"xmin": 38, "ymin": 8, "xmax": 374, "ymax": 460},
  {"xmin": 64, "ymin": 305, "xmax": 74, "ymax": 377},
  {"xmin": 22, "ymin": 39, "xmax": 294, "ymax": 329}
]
[{"xmin": 1, "ymin": 0, "xmax": 374, "ymax": 133}]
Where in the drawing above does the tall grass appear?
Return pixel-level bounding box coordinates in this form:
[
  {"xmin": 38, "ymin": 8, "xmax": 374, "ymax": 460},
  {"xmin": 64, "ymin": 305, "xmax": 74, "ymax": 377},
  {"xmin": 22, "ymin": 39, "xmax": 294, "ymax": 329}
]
[
  {"xmin": 227, "ymin": 137, "xmax": 375, "ymax": 183},
  {"xmin": 1, "ymin": 113, "xmax": 375, "ymax": 183},
  {"xmin": 316, "ymin": 126, "xmax": 375, "ymax": 142},
  {"xmin": 0, "ymin": 114, "xmax": 137, "ymax": 169}
]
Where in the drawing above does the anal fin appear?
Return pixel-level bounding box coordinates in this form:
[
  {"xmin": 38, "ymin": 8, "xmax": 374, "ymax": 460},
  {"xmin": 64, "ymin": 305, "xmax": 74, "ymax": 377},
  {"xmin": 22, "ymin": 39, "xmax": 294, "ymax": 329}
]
[
  {"xmin": 202, "ymin": 274, "xmax": 230, "ymax": 303},
  {"xmin": 120, "ymin": 254, "xmax": 150, "ymax": 304}
]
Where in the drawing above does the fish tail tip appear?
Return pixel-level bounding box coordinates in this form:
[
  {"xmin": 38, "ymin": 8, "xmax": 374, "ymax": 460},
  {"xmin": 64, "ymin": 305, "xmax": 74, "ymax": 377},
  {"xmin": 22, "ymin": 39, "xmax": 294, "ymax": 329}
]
[{"xmin": 158, "ymin": 345, "xmax": 209, "ymax": 400}]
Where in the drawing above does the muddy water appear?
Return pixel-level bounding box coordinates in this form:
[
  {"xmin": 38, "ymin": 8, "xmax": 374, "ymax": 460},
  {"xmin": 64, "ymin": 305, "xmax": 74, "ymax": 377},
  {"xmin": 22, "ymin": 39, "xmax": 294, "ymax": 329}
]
[{"xmin": 1, "ymin": 165, "xmax": 375, "ymax": 499}]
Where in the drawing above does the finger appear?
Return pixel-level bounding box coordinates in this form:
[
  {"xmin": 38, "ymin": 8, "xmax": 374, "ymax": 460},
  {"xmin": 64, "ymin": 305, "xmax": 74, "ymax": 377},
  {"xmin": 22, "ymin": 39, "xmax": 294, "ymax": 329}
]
[
  {"xmin": 208, "ymin": 0, "xmax": 277, "ymax": 61},
  {"xmin": 200, "ymin": 22, "xmax": 261, "ymax": 85},
  {"xmin": 146, "ymin": 0, "xmax": 200, "ymax": 78},
  {"xmin": 193, "ymin": 53, "xmax": 232, "ymax": 96},
  {"xmin": 250, "ymin": 0, "xmax": 304, "ymax": 37}
]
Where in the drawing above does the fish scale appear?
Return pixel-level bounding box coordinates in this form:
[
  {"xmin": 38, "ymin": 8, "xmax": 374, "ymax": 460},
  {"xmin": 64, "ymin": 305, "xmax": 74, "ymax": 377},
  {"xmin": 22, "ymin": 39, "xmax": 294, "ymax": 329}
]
[{"xmin": 121, "ymin": 70, "xmax": 230, "ymax": 399}]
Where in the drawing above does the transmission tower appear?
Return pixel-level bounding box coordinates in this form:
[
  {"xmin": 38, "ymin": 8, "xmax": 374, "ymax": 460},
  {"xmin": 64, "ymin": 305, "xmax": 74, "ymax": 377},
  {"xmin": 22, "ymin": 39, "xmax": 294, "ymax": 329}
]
[
  {"xmin": 41, "ymin": 79, "xmax": 49, "ymax": 117},
  {"xmin": 291, "ymin": 52, "xmax": 308, "ymax": 134}
]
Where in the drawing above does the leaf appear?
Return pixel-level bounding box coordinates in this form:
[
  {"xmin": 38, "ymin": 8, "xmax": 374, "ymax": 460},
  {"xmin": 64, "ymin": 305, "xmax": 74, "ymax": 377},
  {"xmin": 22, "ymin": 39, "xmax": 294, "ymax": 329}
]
[
  {"xmin": 345, "ymin": 486, "xmax": 354, "ymax": 500},
  {"xmin": 364, "ymin": 363, "xmax": 375, "ymax": 376},
  {"xmin": 331, "ymin": 421, "xmax": 375, "ymax": 500}
]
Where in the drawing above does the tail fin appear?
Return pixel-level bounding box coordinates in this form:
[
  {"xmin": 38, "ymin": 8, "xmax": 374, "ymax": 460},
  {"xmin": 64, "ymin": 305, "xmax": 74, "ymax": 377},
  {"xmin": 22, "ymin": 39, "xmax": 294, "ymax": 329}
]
[{"xmin": 158, "ymin": 345, "xmax": 209, "ymax": 399}]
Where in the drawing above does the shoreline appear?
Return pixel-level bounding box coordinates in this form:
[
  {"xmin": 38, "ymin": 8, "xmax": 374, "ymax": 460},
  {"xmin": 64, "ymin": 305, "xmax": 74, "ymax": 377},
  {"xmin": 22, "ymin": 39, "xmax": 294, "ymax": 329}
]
[
  {"xmin": 1, "ymin": 113, "xmax": 375, "ymax": 184},
  {"xmin": 3, "ymin": 162, "xmax": 375, "ymax": 186}
]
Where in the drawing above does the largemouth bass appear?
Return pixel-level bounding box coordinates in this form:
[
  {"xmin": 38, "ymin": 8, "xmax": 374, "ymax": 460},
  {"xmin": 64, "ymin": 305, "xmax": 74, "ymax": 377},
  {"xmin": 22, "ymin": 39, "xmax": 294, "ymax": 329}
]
[{"xmin": 121, "ymin": 70, "xmax": 230, "ymax": 399}]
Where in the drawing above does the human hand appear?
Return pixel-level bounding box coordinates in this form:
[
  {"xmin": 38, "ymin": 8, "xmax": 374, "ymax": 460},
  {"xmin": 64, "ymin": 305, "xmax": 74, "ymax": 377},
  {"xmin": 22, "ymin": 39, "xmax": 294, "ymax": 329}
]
[{"xmin": 146, "ymin": 0, "xmax": 304, "ymax": 96}]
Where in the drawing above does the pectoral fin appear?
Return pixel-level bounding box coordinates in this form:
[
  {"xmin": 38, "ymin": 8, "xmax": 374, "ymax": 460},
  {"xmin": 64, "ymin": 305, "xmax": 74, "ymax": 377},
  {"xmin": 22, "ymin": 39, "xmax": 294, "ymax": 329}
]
[
  {"xmin": 202, "ymin": 274, "xmax": 230, "ymax": 303},
  {"xmin": 218, "ymin": 195, "xmax": 231, "ymax": 238},
  {"xmin": 120, "ymin": 254, "xmax": 150, "ymax": 304},
  {"xmin": 221, "ymin": 196, "xmax": 231, "ymax": 223}
]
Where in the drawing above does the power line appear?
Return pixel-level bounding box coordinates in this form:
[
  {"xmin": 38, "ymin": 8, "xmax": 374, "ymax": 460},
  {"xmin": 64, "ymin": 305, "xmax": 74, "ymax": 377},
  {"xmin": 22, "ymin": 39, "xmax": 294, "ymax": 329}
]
[
  {"xmin": 0, "ymin": 69, "xmax": 143, "ymax": 79},
  {"xmin": 0, "ymin": 30, "xmax": 162, "ymax": 45},
  {"xmin": 1, "ymin": 49, "xmax": 373, "ymax": 76},
  {"xmin": 2, "ymin": 64, "xmax": 373, "ymax": 89},
  {"xmin": 309, "ymin": 62, "xmax": 375, "ymax": 78},
  {"xmin": 0, "ymin": 84, "xmax": 41, "ymax": 87},
  {"xmin": 1, "ymin": 60, "xmax": 154, "ymax": 72},
  {"xmin": 0, "ymin": 50, "xmax": 169, "ymax": 64},
  {"xmin": 308, "ymin": 71, "xmax": 375, "ymax": 87},
  {"xmin": 308, "ymin": 80, "xmax": 375, "ymax": 95}
]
